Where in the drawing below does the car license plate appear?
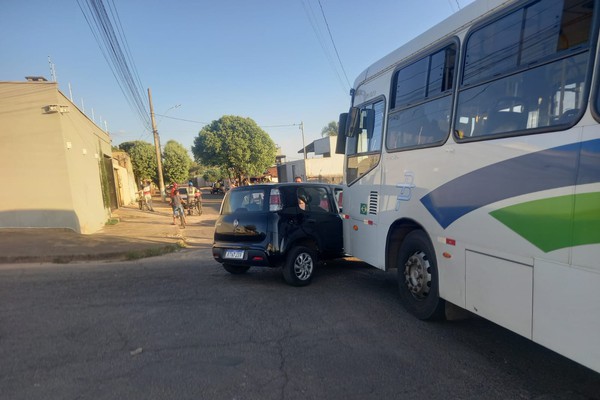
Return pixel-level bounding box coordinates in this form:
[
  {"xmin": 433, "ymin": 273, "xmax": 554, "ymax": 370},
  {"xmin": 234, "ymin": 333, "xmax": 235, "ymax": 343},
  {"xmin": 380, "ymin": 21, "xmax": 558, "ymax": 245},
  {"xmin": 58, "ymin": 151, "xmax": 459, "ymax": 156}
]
[{"xmin": 224, "ymin": 249, "xmax": 245, "ymax": 259}]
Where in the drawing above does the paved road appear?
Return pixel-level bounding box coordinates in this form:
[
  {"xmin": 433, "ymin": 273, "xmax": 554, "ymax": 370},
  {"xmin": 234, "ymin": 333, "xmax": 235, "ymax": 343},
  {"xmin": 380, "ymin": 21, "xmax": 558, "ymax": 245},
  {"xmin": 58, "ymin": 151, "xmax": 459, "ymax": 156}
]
[{"xmin": 1, "ymin": 252, "xmax": 599, "ymax": 399}]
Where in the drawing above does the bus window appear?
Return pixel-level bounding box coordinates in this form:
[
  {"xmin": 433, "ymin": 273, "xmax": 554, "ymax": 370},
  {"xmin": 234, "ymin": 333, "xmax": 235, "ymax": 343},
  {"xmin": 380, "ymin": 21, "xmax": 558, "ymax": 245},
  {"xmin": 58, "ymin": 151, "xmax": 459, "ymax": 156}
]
[
  {"xmin": 345, "ymin": 99, "xmax": 384, "ymax": 183},
  {"xmin": 387, "ymin": 97, "xmax": 452, "ymax": 149},
  {"xmin": 387, "ymin": 43, "xmax": 456, "ymax": 150},
  {"xmin": 456, "ymin": 0, "xmax": 593, "ymax": 140},
  {"xmin": 369, "ymin": 101, "xmax": 384, "ymax": 151}
]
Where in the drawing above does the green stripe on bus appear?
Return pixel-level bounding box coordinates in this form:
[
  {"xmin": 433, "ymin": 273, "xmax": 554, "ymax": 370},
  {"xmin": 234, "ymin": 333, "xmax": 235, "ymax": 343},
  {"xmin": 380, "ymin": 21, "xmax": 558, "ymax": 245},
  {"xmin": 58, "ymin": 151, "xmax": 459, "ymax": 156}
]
[{"xmin": 490, "ymin": 192, "xmax": 600, "ymax": 253}]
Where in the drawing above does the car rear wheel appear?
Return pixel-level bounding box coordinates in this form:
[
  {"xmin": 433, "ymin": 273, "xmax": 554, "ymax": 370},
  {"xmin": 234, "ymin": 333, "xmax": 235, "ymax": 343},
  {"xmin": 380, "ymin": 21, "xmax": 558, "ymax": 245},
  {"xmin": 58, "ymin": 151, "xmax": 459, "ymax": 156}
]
[
  {"xmin": 283, "ymin": 245, "xmax": 316, "ymax": 287},
  {"xmin": 223, "ymin": 264, "xmax": 250, "ymax": 275}
]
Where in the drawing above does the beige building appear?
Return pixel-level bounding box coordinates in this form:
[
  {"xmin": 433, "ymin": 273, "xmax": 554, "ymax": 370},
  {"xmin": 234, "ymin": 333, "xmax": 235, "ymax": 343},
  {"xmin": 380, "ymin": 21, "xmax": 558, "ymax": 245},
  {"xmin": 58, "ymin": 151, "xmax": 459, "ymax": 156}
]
[
  {"xmin": 0, "ymin": 78, "xmax": 116, "ymax": 234},
  {"xmin": 279, "ymin": 136, "xmax": 344, "ymax": 183},
  {"xmin": 112, "ymin": 150, "xmax": 139, "ymax": 207}
]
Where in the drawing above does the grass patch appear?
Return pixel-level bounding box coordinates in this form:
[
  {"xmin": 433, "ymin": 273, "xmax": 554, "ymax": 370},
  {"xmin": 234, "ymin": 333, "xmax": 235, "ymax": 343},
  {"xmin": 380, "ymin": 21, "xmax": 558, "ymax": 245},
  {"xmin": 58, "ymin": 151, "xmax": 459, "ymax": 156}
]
[
  {"xmin": 124, "ymin": 243, "xmax": 182, "ymax": 260},
  {"xmin": 105, "ymin": 218, "xmax": 120, "ymax": 226}
]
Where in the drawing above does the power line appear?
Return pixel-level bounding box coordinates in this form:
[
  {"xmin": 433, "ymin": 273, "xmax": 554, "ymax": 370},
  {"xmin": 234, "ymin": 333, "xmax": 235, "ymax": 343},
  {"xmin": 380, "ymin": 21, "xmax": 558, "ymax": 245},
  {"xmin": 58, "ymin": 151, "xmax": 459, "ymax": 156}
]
[
  {"xmin": 154, "ymin": 114, "xmax": 210, "ymax": 125},
  {"xmin": 77, "ymin": 0, "xmax": 150, "ymax": 130},
  {"xmin": 300, "ymin": 0, "xmax": 348, "ymax": 94},
  {"xmin": 107, "ymin": 0, "xmax": 147, "ymax": 109},
  {"xmin": 316, "ymin": 0, "xmax": 351, "ymax": 89},
  {"xmin": 152, "ymin": 116, "xmax": 301, "ymax": 130},
  {"xmin": 260, "ymin": 123, "xmax": 301, "ymax": 128}
]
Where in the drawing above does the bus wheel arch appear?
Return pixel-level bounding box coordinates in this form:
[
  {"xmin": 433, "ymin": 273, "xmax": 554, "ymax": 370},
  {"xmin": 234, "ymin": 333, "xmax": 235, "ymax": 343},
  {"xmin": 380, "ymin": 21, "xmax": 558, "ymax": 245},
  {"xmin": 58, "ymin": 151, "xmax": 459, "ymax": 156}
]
[
  {"xmin": 388, "ymin": 224, "xmax": 446, "ymax": 320},
  {"xmin": 386, "ymin": 219, "xmax": 421, "ymax": 273}
]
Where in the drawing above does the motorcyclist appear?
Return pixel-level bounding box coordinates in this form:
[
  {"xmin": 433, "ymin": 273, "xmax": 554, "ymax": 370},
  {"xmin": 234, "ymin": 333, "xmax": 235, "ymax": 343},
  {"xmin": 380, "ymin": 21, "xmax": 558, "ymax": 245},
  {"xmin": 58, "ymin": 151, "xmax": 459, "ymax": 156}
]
[
  {"xmin": 186, "ymin": 182, "xmax": 197, "ymax": 215},
  {"xmin": 187, "ymin": 181, "xmax": 196, "ymax": 198}
]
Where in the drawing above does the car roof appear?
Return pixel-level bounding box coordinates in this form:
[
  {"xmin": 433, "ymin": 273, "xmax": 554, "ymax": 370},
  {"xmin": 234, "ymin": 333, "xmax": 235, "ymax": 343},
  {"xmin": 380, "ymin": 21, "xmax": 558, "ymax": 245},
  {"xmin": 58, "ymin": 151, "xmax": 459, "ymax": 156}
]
[{"xmin": 229, "ymin": 183, "xmax": 342, "ymax": 191}]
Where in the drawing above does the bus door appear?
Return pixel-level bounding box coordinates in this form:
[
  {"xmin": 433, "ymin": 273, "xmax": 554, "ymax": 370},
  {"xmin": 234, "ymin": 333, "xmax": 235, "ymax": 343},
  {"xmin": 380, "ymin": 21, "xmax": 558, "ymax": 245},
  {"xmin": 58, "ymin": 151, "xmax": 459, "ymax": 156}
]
[{"xmin": 340, "ymin": 99, "xmax": 386, "ymax": 269}]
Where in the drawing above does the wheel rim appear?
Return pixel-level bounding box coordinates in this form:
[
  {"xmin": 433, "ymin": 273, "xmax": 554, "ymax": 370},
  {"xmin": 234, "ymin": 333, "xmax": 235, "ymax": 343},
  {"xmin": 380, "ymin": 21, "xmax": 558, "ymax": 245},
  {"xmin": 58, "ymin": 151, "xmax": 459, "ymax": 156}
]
[
  {"xmin": 404, "ymin": 251, "xmax": 431, "ymax": 300},
  {"xmin": 293, "ymin": 252, "xmax": 313, "ymax": 280}
]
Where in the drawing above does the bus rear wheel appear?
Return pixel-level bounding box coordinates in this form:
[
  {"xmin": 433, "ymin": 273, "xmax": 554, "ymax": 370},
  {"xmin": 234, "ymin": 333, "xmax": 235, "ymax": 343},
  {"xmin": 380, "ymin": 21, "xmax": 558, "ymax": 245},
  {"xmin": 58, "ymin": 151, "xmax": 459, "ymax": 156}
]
[{"xmin": 396, "ymin": 230, "xmax": 445, "ymax": 320}]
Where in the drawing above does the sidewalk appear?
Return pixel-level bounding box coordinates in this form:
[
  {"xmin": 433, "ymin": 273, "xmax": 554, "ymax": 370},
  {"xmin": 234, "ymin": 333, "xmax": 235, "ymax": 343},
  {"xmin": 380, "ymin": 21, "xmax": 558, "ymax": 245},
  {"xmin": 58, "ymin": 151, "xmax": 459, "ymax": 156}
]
[{"xmin": 0, "ymin": 194, "xmax": 220, "ymax": 264}]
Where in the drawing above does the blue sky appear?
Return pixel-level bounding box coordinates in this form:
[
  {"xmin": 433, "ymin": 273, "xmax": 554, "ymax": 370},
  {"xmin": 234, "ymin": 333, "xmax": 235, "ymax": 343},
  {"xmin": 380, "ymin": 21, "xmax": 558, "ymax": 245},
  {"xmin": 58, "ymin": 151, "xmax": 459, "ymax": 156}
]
[{"xmin": 1, "ymin": 0, "xmax": 474, "ymax": 161}]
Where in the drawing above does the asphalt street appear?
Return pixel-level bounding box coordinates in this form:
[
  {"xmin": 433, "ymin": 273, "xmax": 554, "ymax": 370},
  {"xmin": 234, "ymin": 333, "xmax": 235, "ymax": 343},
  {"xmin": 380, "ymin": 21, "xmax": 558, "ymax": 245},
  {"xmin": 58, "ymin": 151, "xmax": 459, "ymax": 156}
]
[{"xmin": 1, "ymin": 251, "xmax": 599, "ymax": 399}]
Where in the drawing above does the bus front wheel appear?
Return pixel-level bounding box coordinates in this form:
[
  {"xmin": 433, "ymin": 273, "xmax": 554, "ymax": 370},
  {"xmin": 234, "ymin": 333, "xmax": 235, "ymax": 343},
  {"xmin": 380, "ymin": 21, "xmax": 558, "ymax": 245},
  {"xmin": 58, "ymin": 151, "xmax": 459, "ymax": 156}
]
[{"xmin": 396, "ymin": 230, "xmax": 445, "ymax": 320}]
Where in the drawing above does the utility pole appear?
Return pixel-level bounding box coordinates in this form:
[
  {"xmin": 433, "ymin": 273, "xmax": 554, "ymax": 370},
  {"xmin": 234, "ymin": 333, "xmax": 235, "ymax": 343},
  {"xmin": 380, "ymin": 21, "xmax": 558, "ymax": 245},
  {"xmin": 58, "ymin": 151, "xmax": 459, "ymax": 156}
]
[
  {"xmin": 299, "ymin": 121, "xmax": 307, "ymax": 181},
  {"xmin": 148, "ymin": 88, "xmax": 166, "ymax": 201},
  {"xmin": 300, "ymin": 121, "xmax": 307, "ymax": 160}
]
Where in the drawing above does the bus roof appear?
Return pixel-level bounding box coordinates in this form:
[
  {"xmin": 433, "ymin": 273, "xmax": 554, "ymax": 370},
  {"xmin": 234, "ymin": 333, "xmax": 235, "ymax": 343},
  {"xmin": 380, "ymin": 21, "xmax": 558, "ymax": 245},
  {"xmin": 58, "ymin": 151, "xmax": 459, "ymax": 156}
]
[{"xmin": 354, "ymin": 0, "xmax": 516, "ymax": 89}]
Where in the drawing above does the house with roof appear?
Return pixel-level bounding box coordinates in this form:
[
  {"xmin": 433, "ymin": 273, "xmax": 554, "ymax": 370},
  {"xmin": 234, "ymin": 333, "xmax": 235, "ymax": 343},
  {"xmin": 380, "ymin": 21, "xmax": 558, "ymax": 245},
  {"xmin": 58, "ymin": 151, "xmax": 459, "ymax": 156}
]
[
  {"xmin": 277, "ymin": 136, "xmax": 343, "ymax": 183},
  {"xmin": 0, "ymin": 77, "xmax": 119, "ymax": 233}
]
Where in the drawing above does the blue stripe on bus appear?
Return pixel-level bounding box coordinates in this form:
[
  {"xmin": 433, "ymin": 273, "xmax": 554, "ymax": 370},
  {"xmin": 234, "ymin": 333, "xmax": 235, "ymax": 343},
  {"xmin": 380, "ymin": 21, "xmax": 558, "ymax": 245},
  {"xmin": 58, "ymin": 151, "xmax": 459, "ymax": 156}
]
[{"xmin": 420, "ymin": 139, "xmax": 600, "ymax": 229}]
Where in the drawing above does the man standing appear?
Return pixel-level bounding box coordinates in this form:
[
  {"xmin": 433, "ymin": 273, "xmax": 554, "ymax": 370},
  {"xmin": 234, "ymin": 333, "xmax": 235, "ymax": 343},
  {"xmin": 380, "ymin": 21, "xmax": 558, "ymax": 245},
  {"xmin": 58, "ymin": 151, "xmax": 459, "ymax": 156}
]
[
  {"xmin": 171, "ymin": 188, "xmax": 185, "ymax": 227},
  {"xmin": 186, "ymin": 182, "xmax": 196, "ymax": 215},
  {"xmin": 142, "ymin": 180, "xmax": 154, "ymax": 211}
]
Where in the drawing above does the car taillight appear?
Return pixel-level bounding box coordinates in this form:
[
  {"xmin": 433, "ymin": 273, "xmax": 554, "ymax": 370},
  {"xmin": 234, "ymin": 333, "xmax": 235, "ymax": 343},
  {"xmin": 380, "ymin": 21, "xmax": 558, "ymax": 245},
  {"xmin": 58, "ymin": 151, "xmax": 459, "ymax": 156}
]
[
  {"xmin": 269, "ymin": 188, "xmax": 282, "ymax": 211},
  {"xmin": 337, "ymin": 191, "xmax": 343, "ymax": 209}
]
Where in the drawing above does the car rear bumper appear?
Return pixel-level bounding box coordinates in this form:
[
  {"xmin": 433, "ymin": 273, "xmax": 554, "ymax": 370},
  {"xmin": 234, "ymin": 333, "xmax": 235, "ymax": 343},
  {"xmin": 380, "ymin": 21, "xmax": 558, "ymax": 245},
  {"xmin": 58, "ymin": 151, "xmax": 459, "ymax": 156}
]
[{"xmin": 212, "ymin": 244, "xmax": 281, "ymax": 267}]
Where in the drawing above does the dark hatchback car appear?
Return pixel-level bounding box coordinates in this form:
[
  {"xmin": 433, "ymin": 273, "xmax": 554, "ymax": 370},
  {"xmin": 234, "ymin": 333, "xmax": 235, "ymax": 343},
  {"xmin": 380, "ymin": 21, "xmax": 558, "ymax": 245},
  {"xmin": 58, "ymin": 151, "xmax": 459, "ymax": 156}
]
[{"xmin": 212, "ymin": 183, "xmax": 344, "ymax": 286}]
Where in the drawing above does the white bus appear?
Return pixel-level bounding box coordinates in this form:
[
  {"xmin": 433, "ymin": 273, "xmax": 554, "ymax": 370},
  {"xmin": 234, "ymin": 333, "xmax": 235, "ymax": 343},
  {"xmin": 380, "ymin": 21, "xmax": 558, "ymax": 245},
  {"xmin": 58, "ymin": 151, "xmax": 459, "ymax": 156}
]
[{"xmin": 336, "ymin": 0, "xmax": 600, "ymax": 373}]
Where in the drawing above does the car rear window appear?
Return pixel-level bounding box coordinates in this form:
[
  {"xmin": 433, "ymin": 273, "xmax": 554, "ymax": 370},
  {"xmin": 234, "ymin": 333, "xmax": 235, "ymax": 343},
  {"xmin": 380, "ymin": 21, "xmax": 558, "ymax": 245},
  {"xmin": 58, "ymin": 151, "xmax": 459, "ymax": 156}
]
[{"xmin": 222, "ymin": 188, "xmax": 267, "ymax": 214}]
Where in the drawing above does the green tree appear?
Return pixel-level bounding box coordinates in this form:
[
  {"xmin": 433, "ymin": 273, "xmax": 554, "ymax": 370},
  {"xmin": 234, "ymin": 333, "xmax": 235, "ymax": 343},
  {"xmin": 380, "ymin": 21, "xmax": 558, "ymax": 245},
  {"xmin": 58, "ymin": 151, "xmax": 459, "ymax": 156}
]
[
  {"xmin": 118, "ymin": 141, "xmax": 157, "ymax": 185},
  {"xmin": 163, "ymin": 140, "xmax": 192, "ymax": 185},
  {"xmin": 188, "ymin": 161, "xmax": 203, "ymax": 179},
  {"xmin": 321, "ymin": 120, "xmax": 339, "ymax": 137},
  {"xmin": 202, "ymin": 166, "xmax": 225, "ymax": 183},
  {"xmin": 189, "ymin": 160, "xmax": 206, "ymax": 184},
  {"xmin": 192, "ymin": 115, "xmax": 276, "ymax": 182}
]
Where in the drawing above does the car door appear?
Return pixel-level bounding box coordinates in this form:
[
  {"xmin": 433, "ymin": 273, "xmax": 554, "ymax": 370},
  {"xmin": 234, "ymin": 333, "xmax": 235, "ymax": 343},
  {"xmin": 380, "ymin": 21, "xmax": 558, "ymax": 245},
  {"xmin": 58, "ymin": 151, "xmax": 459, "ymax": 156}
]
[{"xmin": 295, "ymin": 186, "xmax": 343, "ymax": 255}]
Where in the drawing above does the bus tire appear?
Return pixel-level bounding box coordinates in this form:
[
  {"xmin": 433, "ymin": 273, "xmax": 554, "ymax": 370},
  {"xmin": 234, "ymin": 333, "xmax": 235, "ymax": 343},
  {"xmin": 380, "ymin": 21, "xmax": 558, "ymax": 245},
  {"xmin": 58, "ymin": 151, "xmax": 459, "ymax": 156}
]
[{"xmin": 396, "ymin": 230, "xmax": 445, "ymax": 320}]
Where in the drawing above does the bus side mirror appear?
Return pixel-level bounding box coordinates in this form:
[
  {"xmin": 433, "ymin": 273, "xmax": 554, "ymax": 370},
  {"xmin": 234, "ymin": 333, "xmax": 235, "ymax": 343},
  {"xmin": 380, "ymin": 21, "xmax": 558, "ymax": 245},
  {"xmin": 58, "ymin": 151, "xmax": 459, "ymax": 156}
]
[
  {"xmin": 336, "ymin": 113, "xmax": 348, "ymax": 154},
  {"xmin": 346, "ymin": 107, "xmax": 361, "ymax": 137},
  {"xmin": 345, "ymin": 107, "xmax": 375, "ymax": 139},
  {"xmin": 338, "ymin": 112, "xmax": 348, "ymax": 136}
]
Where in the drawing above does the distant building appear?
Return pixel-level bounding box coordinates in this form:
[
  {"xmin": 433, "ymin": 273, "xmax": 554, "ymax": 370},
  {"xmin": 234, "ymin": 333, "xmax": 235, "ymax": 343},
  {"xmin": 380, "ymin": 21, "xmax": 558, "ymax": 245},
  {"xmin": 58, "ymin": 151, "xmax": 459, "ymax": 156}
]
[
  {"xmin": 112, "ymin": 150, "xmax": 138, "ymax": 207},
  {"xmin": 0, "ymin": 78, "xmax": 117, "ymax": 233},
  {"xmin": 278, "ymin": 136, "xmax": 343, "ymax": 183}
]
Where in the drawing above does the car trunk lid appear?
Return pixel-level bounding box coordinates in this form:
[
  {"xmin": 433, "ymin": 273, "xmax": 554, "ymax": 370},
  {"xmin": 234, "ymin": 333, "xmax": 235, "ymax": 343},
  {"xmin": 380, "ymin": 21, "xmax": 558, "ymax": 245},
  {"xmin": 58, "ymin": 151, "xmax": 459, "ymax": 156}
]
[{"xmin": 214, "ymin": 187, "xmax": 272, "ymax": 243}]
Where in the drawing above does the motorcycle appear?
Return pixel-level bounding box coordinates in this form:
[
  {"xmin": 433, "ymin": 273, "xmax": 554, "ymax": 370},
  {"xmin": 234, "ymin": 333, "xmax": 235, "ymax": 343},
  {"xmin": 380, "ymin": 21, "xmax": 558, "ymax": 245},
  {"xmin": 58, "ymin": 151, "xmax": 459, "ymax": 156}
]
[
  {"xmin": 185, "ymin": 193, "xmax": 203, "ymax": 216},
  {"xmin": 210, "ymin": 184, "xmax": 225, "ymax": 195}
]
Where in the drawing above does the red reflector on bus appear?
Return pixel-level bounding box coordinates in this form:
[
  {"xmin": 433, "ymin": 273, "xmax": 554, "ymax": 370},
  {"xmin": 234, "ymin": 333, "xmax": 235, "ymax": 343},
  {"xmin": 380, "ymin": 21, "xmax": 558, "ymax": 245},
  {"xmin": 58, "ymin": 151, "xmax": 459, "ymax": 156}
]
[{"xmin": 446, "ymin": 238, "xmax": 456, "ymax": 246}]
